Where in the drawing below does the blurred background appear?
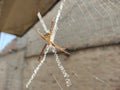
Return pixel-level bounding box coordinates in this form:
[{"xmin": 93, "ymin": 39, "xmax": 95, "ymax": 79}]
[{"xmin": 0, "ymin": 0, "xmax": 120, "ymax": 90}]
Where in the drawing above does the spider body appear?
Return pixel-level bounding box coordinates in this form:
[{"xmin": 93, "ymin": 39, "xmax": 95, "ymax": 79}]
[
  {"xmin": 44, "ymin": 33, "xmax": 51, "ymax": 45},
  {"xmin": 37, "ymin": 18, "xmax": 70, "ymax": 62}
]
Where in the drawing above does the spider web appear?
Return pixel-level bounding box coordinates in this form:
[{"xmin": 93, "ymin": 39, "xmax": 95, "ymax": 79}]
[
  {"xmin": 76, "ymin": 0, "xmax": 119, "ymax": 33},
  {"xmin": 26, "ymin": 0, "xmax": 120, "ymax": 89},
  {"xmin": 27, "ymin": 0, "xmax": 120, "ymax": 50},
  {"xmin": 26, "ymin": 0, "xmax": 71, "ymax": 88}
]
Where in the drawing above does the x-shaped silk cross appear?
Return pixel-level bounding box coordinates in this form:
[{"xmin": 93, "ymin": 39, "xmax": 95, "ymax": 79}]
[
  {"xmin": 36, "ymin": 0, "xmax": 70, "ymax": 61},
  {"xmin": 37, "ymin": 12, "xmax": 70, "ymax": 61},
  {"xmin": 26, "ymin": 0, "xmax": 71, "ymax": 88}
]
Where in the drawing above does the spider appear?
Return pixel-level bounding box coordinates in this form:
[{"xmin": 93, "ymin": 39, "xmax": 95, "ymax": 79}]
[{"xmin": 37, "ymin": 19, "xmax": 70, "ymax": 61}]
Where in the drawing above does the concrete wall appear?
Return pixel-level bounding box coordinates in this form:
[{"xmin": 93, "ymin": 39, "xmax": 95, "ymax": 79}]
[{"xmin": 0, "ymin": 0, "xmax": 120, "ymax": 90}]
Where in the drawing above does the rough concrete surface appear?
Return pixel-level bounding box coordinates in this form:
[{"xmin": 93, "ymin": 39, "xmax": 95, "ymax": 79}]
[
  {"xmin": 25, "ymin": 0, "xmax": 120, "ymax": 57},
  {"xmin": 0, "ymin": 51, "xmax": 24, "ymax": 90},
  {"xmin": 0, "ymin": 0, "xmax": 120, "ymax": 90},
  {"xmin": 23, "ymin": 45, "xmax": 120, "ymax": 90}
]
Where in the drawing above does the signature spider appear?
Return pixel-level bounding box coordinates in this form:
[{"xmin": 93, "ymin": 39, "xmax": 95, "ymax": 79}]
[
  {"xmin": 26, "ymin": 0, "xmax": 71, "ymax": 87},
  {"xmin": 36, "ymin": 18, "xmax": 70, "ymax": 62}
]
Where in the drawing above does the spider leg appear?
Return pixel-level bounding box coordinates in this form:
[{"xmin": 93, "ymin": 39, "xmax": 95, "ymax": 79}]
[
  {"xmin": 37, "ymin": 30, "xmax": 46, "ymax": 41},
  {"xmin": 51, "ymin": 42, "xmax": 70, "ymax": 56},
  {"xmin": 37, "ymin": 30, "xmax": 52, "ymax": 44},
  {"xmin": 37, "ymin": 44, "xmax": 47, "ymax": 62},
  {"xmin": 50, "ymin": 19, "xmax": 55, "ymax": 34}
]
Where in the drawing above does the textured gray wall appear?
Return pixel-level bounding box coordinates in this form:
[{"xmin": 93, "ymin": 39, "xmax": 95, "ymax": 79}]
[{"xmin": 0, "ymin": 0, "xmax": 120, "ymax": 90}]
